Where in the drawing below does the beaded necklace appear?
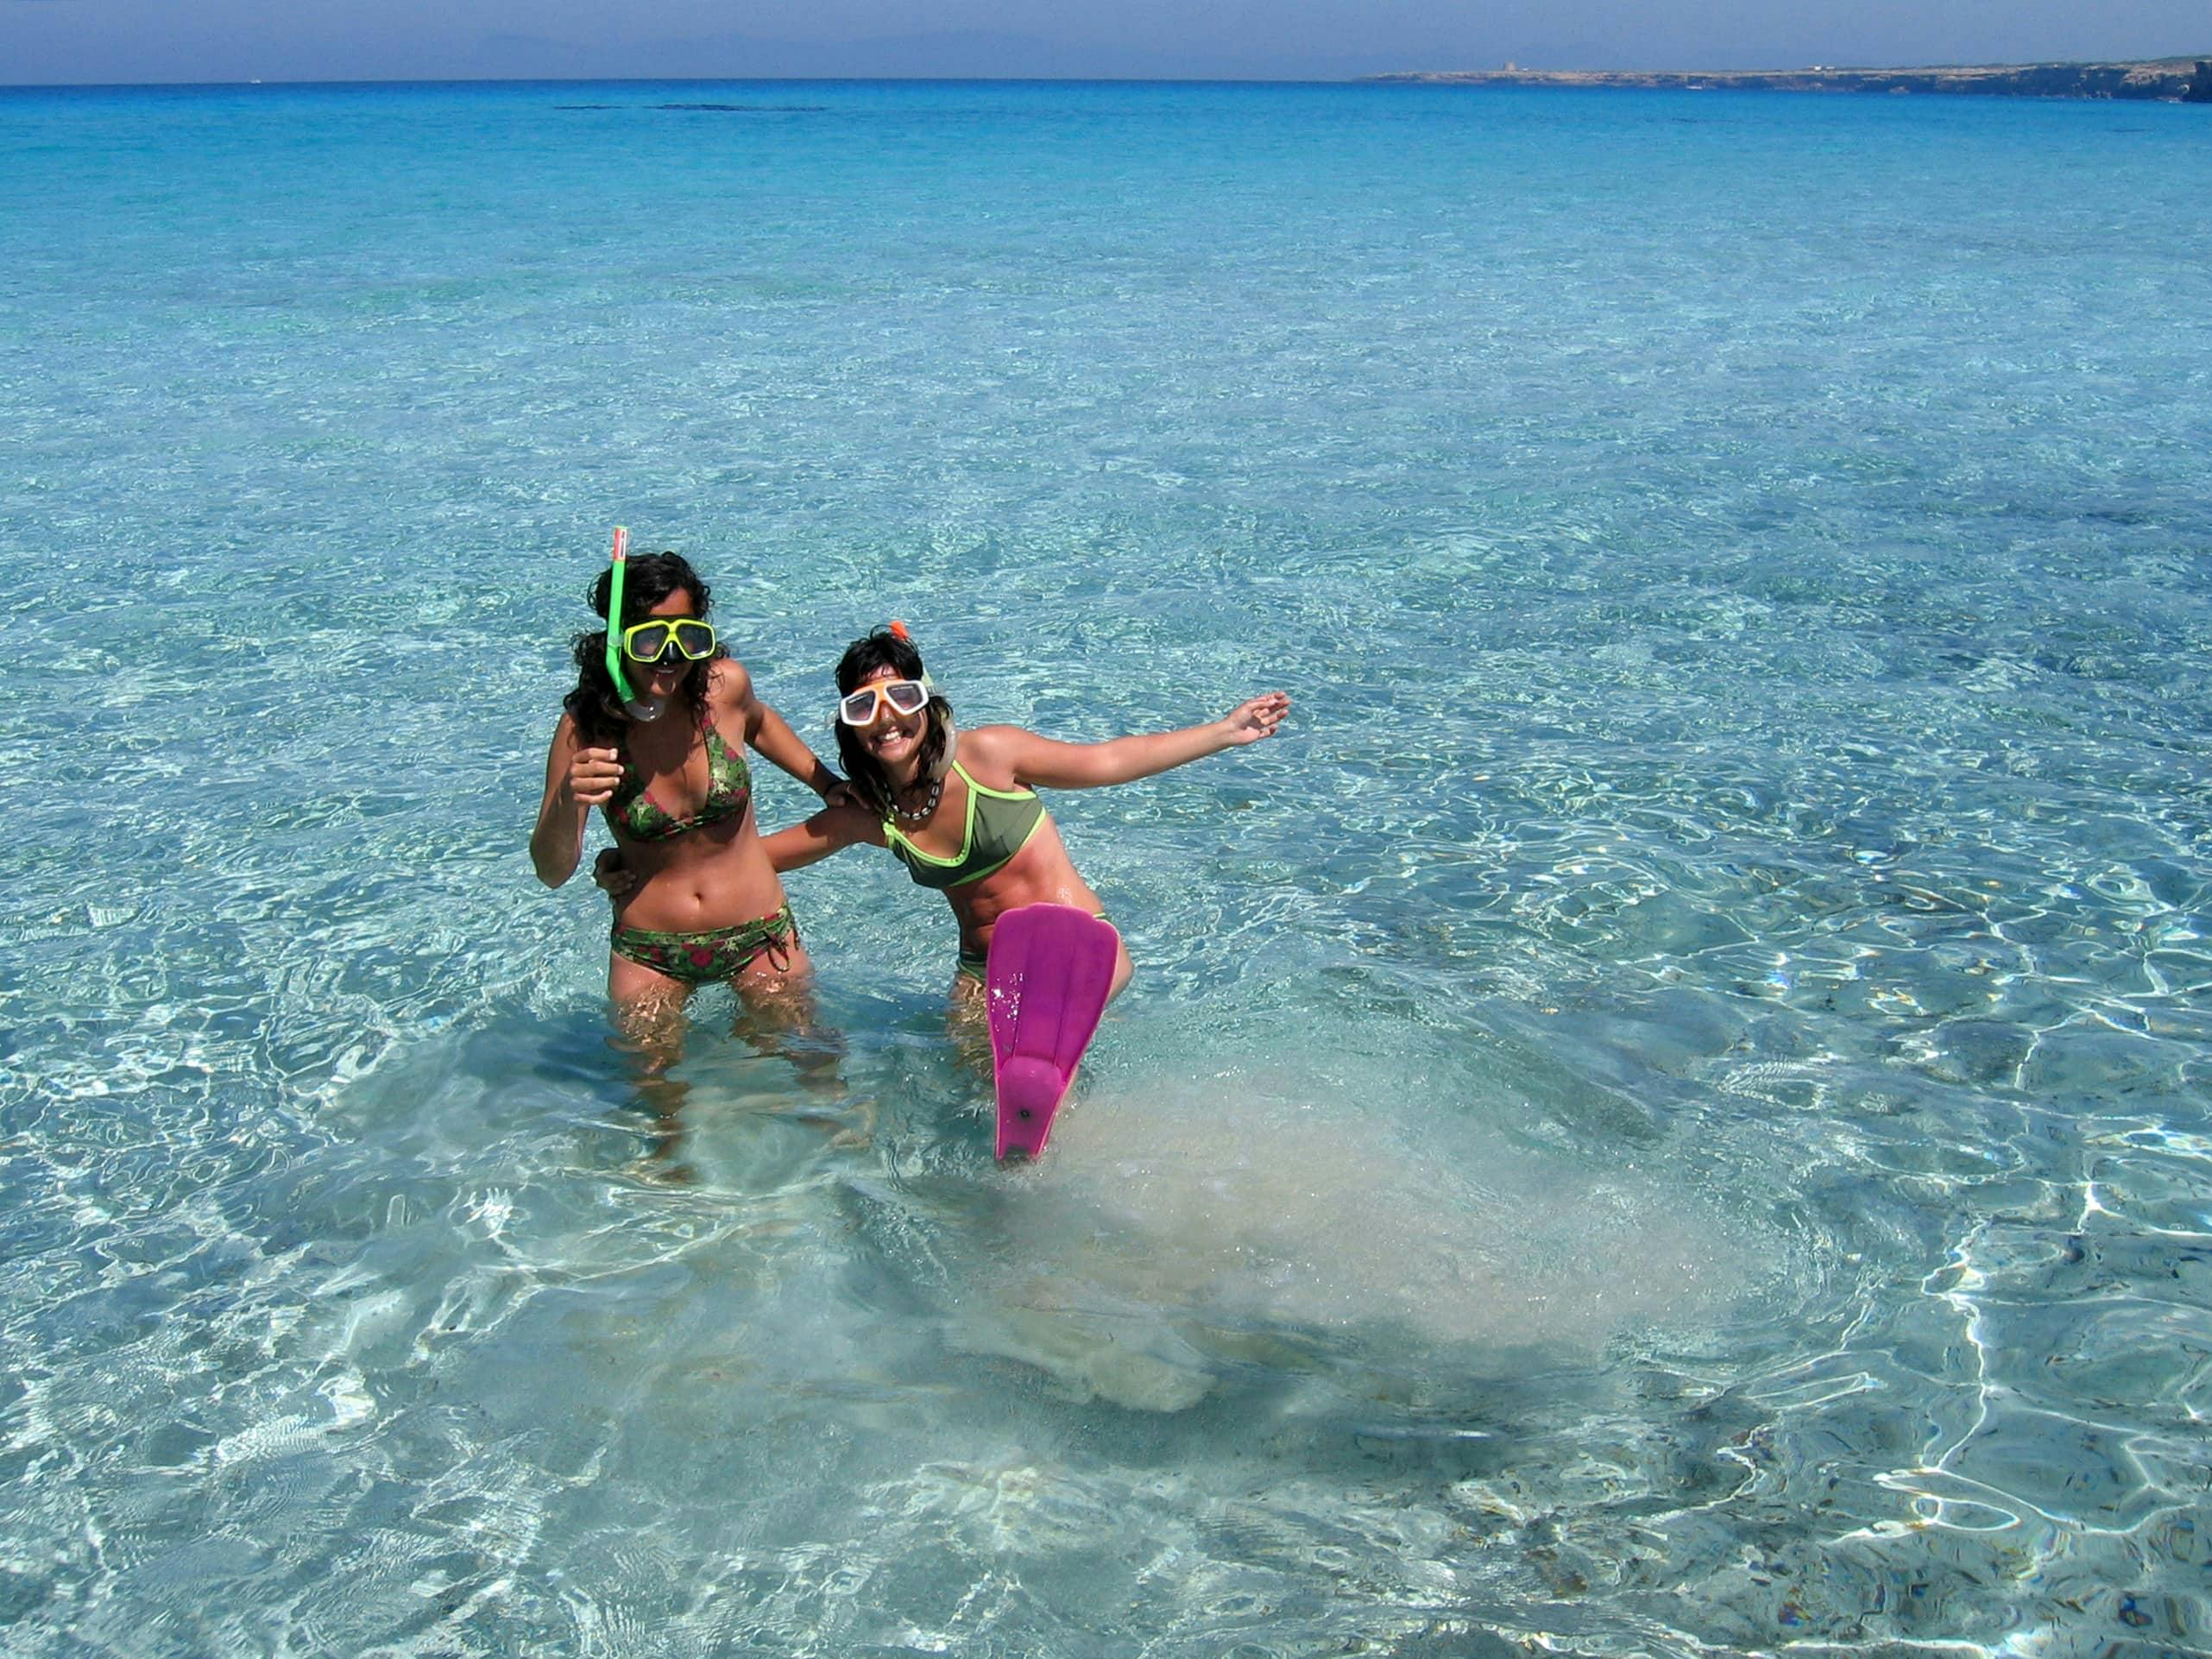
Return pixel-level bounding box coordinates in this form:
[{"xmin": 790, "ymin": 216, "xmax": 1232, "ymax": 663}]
[{"xmin": 885, "ymin": 728, "xmax": 957, "ymax": 824}]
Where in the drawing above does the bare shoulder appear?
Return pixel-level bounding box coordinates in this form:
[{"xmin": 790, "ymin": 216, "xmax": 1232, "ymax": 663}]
[
  {"xmin": 955, "ymin": 722, "xmax": 1029, "ymax": 778},
  {"xmin": 706, "ymin": 656, "xmax": 756, "ymax": 708}
]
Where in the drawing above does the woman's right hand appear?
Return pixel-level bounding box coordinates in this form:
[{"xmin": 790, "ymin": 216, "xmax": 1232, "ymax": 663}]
[
  {"xmin": 592, "ymin": 847, "xmax": 637, "ymax": 901},
  {"xmin": 1219, "ymin": 691, "xmax": 1291, "ymax": 746},
  {"xmin": 565, "ymin": 746, "xmax": 624, "ymax": 806}
]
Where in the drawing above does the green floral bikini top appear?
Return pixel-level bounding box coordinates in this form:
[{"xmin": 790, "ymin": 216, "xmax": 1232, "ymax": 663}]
[
  {"xmin": 603, "ymin": 713, "xmax": 753, "ymax": 843},
  {"xmin": 885, "ymin": 761, "xmax": 1046, "ymax": 890}
]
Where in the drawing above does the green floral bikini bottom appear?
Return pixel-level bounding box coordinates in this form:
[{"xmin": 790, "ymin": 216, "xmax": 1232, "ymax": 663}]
[{"xmin": 610, "ymin": 904, "xmax": 799, "ymax": 986}]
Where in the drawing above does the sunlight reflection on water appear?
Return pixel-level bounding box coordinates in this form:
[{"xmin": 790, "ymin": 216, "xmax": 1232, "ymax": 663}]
[{"xmin": 4, "ymin": 77, "xmax": 2211, "ymax": 1658}]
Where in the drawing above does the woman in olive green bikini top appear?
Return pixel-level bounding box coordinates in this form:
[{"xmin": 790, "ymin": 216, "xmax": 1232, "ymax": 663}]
[{"xmin": 761, "ymin": 623, "xmax": 1289, "ymax": 1003}]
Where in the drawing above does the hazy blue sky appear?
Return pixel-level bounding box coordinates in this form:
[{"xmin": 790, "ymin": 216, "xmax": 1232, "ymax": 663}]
[{"xmin": 4, "ymin": 0, "xmax": 2209, "ymax": 85}]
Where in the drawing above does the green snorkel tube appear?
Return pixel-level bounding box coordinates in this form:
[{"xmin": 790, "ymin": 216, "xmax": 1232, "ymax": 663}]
[{"xmin": 602, "ymin": 526, "xmax": 665, "ymax": 722}]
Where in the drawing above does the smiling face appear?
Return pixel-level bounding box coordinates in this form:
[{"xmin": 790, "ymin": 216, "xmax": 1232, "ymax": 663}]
[
  {"xmin": 830, "ymin": 626, "xmax": 948, "ymax": 811},
  {"xmin": 853, "ymin": 664, "xmax": 930, "ymax": 779}
]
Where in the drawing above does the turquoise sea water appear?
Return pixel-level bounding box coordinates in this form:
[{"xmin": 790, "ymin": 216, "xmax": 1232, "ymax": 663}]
[{"xmin": 4, "ymin": 78, "xmax": 2212, "ymax": 1655}]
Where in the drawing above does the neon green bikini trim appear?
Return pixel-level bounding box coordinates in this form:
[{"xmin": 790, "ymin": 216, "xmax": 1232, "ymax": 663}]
[{"xmin": 885, "ymin": 761, "xmax": 1046, "ymax": 891}]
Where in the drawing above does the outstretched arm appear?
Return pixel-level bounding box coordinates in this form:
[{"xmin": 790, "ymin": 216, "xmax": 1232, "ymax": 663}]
[
  {"xmin": 762, "ymin": 804, "xmax": 885, "ymax": 874},
  {"xmin": 990, "ymin": 692, "xmax": 1290, "ymax": 791}
]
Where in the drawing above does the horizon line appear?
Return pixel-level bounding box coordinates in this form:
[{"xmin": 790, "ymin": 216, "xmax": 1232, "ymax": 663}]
[{"xmin": 6, "ymin": 53, "xmax": 2209, "ymax": 94}]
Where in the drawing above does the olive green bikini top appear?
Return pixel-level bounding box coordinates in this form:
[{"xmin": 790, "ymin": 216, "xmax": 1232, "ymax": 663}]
[{"xmin": 885, "ymin": 761, "xmax": 1046, "ymax": 890}]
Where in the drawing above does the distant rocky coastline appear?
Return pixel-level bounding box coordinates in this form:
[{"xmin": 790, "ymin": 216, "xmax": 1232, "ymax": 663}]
[{"xmin": 1366, "ymin": 57, "xmax": 2212, "ymax": 103}]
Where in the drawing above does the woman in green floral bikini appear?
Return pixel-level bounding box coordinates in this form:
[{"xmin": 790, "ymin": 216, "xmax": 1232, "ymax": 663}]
[{"xmin": 529, "ymin": 547, "xmax": 844, "ymax": 1036}]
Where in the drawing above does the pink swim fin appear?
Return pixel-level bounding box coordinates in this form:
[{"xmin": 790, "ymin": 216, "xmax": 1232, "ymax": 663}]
[{"xmin": 986, "ymin": 904, "xmax": 1120, "ymax": 1160}]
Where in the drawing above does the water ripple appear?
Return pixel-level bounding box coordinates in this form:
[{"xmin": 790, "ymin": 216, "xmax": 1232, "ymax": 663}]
[{"xmin": 4, "ymin": 78, "xmax": 2211, "ymax": 1658}]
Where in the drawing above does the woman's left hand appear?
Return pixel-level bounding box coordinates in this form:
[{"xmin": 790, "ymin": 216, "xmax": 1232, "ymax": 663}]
[{"xmin": 1220, "ymin": 691, "xmax": 1291, "ymax": 746}]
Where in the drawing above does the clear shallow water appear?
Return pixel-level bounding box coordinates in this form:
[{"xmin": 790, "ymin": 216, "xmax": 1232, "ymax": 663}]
[{"xmin": 3, "ymin": 79, "xmax": 2211, "ymax": 1655}]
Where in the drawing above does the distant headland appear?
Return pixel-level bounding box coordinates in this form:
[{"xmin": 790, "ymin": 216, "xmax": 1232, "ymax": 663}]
[{"xmin": 1364, "ymin": 58, "xmax": 2212, "ymax": 103}]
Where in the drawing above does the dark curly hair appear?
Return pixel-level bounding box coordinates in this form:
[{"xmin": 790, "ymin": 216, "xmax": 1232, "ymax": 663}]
[
  {"xmin": 563, "ymin": 551, "xmax": 722, "ymax": 744},
  {"xmin": 834, "ymin": 627, "xmax": 954, "ymax": 817}
]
